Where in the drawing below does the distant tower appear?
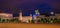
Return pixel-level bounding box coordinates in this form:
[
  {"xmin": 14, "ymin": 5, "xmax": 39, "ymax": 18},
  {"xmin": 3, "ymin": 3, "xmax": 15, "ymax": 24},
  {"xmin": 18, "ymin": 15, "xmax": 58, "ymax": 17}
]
[
  {"xmin": 35, "ymin": 9, "xmax": 40, "ymax": 15},
  {"xmin": 32, "ymin": 9, "xmax": 40, "ymax": 20},
  {"xmin": 19, "ymin": 10, "xmax": 22, "ymax": 21}
]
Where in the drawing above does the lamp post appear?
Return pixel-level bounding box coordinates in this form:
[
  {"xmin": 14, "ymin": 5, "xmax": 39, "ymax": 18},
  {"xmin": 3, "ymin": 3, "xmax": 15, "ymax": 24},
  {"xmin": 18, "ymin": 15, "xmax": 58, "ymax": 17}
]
[
  {"xmin": 50, "ymin": 12, "xmax": 55, "ymax": 19},
  {"xmin": 50, "ymin": 12, "xmax": 54, "ymax": 23}
]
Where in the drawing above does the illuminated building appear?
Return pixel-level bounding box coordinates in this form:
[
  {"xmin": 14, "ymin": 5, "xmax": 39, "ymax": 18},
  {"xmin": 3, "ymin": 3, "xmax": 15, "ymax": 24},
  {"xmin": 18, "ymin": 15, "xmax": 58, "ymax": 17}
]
[
  {"xmin": 22, "ymin": 16, "xmax": 32, "ymax": 23},
  {"xmin": 0, "ymin": 13, "xmax": 13, "ymax": 19},
  {"xmin": 39, "ymin": 15, "xmax": 45, "ymax": 19},
  {"xmin": 19, "ymin": 9, "xmax": 40, "ymax": 22},
  {"xmin": 19, "ymin": 10, "xmax": 32, "ymax": 23},
  {"xmin": 55, "ymin": 14, "xmax": 60, "ymax": 19},
  {"xmin": 13, "ymin": 17, "xmax": 19, "ymax": 19}
]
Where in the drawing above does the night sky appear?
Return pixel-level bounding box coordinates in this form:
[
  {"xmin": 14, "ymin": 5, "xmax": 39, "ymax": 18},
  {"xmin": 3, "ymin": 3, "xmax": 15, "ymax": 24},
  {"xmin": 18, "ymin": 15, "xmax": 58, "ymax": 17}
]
[{"xmin": 0, "ymin": 0, "xmax": 60, "ymax": 17}]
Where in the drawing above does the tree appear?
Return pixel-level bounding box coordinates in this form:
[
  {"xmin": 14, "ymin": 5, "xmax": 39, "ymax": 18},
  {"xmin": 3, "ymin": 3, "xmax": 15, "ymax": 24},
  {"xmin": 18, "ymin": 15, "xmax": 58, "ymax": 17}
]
[
  {"xmin": 56, "ymin": 19, "xmax": 60, "ymax": 23},
  {"xmin": 0, "ymin": 18, "xmax": 1, "ymax": 23},
  {"xmin": 53, "ymin": 18, "xmax": 57, "ymax": 23},
  {"xmin": 41, "ymin": 18, "xmax": 44, "ymax": 23},
  {"xmin": 37, "ymin": 19, "xmax": 41, "ymax": 23},
  {"xmin": 49, "ymin": 18, "xmax": 54, "ymax": 23},
  {"xmin": 31, "ymin": 20, "xmax": 35, "ymax": 23},
  {"xmin": 2, "ymin": 19, "xmax": 5, "ymax": 23}
]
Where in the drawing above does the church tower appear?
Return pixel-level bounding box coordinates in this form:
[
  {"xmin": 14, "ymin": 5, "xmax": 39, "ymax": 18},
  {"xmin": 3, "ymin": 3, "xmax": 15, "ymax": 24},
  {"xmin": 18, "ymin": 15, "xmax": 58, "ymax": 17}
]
[
  {"xmin": 19, "ymin": 10, "xmax": 22, "ymax": 21},
  {"xmin": 35, "ymin": 9, "xmax": 40, "ymax": 15}
]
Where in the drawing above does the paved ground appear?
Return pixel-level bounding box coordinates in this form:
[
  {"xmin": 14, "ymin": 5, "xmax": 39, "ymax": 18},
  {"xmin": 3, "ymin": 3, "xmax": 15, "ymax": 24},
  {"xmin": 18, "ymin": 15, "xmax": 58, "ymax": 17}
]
[{"xmin": 0, "ymin": 23, "xmax": 60, "ymax": 28}]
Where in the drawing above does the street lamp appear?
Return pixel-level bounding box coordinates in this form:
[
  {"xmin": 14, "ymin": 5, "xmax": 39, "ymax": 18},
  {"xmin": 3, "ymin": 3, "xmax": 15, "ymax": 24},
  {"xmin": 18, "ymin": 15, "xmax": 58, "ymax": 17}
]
[{"xmin": 50, "ymin": 12, "xmax": 54, "ymax": 15}]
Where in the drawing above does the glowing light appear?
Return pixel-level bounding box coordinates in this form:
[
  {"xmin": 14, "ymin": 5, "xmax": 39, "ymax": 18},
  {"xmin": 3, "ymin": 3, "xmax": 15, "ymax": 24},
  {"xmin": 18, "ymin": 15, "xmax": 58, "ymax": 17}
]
[{"xmin": 50, "ymin": 12, "xmax": 54, "ymax": 15}]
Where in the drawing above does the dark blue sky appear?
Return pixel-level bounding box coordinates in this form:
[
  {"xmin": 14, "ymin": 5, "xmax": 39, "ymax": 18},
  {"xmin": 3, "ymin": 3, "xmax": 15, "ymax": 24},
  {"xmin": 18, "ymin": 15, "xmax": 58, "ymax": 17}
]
[{"xmin": 0, "ymin": 0, "xmax": 60, "ymax": 17}]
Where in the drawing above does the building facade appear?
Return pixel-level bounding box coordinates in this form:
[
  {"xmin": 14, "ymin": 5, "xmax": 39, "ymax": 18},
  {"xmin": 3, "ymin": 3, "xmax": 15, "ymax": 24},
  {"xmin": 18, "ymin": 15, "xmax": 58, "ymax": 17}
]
[
  {"xmin": 55, "ymin": 14, "xmax": 60, "ymax": 19},
  {"xmin": 0, "ymin": 13, "xmax": 13, "ymax": 19}
]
